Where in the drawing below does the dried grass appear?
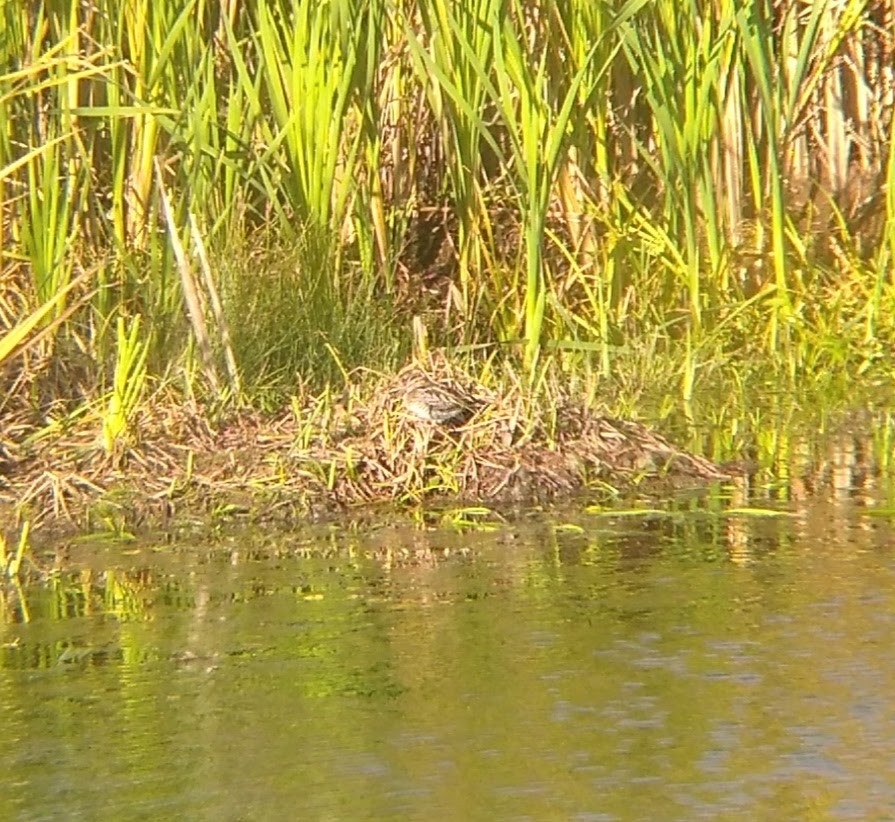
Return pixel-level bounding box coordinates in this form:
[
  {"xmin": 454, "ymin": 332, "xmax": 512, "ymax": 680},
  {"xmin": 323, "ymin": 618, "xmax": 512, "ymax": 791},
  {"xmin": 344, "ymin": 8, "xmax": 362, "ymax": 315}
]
[{"xmin": 1, "ymin": 361, "xmax": 730, "ymax": 532}]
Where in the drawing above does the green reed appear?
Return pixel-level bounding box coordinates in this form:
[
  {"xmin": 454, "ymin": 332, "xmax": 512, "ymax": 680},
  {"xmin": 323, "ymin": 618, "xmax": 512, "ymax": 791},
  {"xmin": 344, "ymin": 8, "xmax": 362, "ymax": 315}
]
[
  {"xmin": 407, "ymin": 0, "xmax": 495, "ymax": 311},
  {"xmin": 101, "ymin": 315, "xmax": 149, "ymax": 456},
  {"xmin": 0, "ymin": 0, "xmax": 892, "ymax": 425}
]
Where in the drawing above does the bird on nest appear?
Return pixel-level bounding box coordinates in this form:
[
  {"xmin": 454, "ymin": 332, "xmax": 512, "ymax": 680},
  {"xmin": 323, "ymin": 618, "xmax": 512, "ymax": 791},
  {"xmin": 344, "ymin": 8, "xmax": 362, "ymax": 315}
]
[
  {"xmin": 401, "ymin": 370, "xmax": 483, "ymax": 426},
  {"xmin": 398, "ymin": 317, "xmax": 485, "ymax": 427}
]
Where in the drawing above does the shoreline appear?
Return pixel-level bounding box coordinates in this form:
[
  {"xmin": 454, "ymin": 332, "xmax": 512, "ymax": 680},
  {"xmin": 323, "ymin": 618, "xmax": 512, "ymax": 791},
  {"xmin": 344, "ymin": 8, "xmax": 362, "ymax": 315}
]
[{"xmin": 2, "ymin": 361, "xmax": 738, "ymax": 537}]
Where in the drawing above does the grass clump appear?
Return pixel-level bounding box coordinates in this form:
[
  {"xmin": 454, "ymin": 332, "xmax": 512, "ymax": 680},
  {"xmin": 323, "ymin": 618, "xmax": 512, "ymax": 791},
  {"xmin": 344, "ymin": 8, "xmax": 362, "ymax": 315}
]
[{"xmin": 218, "ymin": 230, "xmax": 407, "ymax": 406}]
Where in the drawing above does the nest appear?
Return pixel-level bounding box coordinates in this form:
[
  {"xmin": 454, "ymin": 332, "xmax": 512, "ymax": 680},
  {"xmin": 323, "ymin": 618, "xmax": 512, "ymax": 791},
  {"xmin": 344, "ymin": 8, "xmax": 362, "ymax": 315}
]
[
  {"xmin": 0, "ymin": 359, "xmax": 731, "ymax": 530},
  {"xmin": 307, "ymin": 360, "xmax": 730, "ymax": 504}
]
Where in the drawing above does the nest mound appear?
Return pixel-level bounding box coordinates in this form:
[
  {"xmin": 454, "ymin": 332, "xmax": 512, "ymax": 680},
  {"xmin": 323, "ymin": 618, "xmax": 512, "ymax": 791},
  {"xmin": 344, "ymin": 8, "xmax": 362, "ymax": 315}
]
[
  {"xmin": 0, "ymin": 360, "xmax": 731, "ymax": 529},
  {"xmin": 314, "ymin": 360, "xmax": 730, "ymax": 504}
]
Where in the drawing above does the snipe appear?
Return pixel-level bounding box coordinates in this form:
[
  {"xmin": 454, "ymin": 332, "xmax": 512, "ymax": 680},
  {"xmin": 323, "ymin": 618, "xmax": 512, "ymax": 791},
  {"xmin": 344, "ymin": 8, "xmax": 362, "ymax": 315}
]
[{"xmin": 400, "ymin": 370, "xmax": 483, "ymax": 426}]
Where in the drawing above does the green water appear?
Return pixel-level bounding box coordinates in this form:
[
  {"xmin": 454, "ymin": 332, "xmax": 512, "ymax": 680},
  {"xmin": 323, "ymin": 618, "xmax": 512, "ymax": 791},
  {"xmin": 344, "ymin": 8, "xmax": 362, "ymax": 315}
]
[{"xmin": 3, "ymin": 487, "xmax": 895, "ymax": 821}]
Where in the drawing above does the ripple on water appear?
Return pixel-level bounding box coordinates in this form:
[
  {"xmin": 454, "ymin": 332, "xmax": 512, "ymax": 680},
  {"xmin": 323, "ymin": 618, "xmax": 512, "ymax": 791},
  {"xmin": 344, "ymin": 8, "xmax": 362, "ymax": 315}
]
[{"xmin": 2, "ymin": 493, "xmax": 895, "ymax": 819}]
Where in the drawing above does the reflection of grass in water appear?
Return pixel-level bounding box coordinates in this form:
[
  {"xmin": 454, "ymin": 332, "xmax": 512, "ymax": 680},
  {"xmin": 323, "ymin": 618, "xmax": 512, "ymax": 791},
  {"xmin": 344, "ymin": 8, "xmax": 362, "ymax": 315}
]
[
  {"xmin": 0, "ymin": 565, "xmax": 151, "ymax": 636},
  {"xmin": 0, "ymin": 521, "xmax": 30, "ymax": 582},
  {"xmin": 48, "ymin": 569, "xmax": 148, "ymax": 624}
]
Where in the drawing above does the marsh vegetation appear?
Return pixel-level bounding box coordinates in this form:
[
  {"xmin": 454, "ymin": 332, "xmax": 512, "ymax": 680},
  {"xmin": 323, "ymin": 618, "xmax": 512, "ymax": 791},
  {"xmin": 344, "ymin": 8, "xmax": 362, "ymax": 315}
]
[{"xmin": 1, "ymin": 0, "xmax": 894, "ymax": 535}]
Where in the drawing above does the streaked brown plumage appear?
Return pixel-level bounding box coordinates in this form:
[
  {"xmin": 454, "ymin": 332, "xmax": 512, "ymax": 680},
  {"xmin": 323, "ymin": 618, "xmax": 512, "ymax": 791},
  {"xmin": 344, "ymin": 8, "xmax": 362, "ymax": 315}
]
[{"xmin": 400, "ymin": 371, "xmax": 482, "ymax": 426}]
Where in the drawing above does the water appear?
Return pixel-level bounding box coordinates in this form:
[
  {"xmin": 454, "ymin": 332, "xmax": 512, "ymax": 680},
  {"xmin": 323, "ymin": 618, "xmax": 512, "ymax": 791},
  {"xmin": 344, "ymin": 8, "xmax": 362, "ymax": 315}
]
[{"xmin": 3, "ymin": 489, "xmax": 895, "ymax": 821}]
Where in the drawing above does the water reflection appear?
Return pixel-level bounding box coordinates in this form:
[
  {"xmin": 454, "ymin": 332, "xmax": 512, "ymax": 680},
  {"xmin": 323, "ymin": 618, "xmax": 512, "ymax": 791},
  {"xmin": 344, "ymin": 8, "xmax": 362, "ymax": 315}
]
[{"xmin": 2, "ymin": 486, "xmax": 895, "ymax": 820}]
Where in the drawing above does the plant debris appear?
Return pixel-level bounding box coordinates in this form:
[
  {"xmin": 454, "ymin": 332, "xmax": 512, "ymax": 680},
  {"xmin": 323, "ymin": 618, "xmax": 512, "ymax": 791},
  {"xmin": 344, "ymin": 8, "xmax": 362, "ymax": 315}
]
[{"xmin": 0, "ymin": 359, "xmax": 733, "ymax": 534}]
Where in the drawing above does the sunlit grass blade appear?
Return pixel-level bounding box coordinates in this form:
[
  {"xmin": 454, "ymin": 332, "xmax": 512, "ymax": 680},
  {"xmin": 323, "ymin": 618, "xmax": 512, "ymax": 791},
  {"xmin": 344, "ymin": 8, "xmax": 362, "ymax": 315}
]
[{"xmin": 101, "ymin": 315, "xmax": 149, "ymax": 456}]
